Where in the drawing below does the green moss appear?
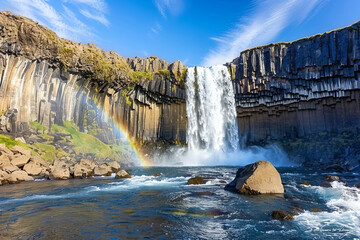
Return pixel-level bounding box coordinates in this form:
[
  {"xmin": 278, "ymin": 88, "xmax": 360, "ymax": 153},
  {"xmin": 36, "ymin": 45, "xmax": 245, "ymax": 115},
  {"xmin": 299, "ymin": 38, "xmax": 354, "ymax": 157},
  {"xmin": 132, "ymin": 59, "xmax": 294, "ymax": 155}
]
[
  {"xmin": 30, "ymin": 121, "xmax": 47, "ymax": 133},
  {"xmin": 52, "ymin": 121, "xmax": 118, "ymax": 159},
  {"xmin": 178, "ymin": 68, "xmax": 187, "ymax": 82},
  {"xmin": 33, "ymin": 143, "xmax": 67, "ymax": 162},
  {"xmin": 80, "ymin": 47, "xmax": 129, "ymax": 83},
  {"xmin": 131, "ymin": 70, "xmax": 153, "ymax": 83},
  {"xmin": 155, "ymin": 69, "xmax": 170, "ymax": 79},
  {"xmin": 39, "ymin": 133, "xmax": 54, "ymax": 141}
]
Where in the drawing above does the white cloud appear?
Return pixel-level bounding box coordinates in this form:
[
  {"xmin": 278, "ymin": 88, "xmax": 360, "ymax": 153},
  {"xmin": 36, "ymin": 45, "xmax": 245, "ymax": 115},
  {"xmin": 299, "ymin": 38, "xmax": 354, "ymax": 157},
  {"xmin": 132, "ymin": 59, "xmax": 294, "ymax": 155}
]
[
  {"xmin": 3, "ymin": 0, "xmax": 109, "ymax": 41},
  {"xmin": 202, "ymin": 0, "xmax": 326, "ymax": 66},
  {"xmin": 154, "ymin": 0, "xmax": 184, "ymax": 19},
  {"xmin": 80, "ymin": 9, "xmax": 109, "ymax": 27}
]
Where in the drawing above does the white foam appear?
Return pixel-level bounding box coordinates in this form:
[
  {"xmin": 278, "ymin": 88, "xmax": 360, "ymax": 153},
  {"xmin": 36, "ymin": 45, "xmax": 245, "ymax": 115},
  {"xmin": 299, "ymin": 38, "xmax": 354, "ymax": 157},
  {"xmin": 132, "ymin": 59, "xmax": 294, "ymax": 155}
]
[
  {"xmin": 0, "ymin": 175, "xmax": 188, "ymax": 205},
  {"xmin": 294, "ymin": 181, "xmax": 360, "ymax": 238}
]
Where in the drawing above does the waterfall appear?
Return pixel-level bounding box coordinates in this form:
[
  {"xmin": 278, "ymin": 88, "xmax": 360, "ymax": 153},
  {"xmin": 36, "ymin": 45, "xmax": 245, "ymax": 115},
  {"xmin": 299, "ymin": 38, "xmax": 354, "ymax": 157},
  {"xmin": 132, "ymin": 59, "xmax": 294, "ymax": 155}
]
[{"xmin": 185, "ymin": 65, "xmax": 239, "ymax": 152}]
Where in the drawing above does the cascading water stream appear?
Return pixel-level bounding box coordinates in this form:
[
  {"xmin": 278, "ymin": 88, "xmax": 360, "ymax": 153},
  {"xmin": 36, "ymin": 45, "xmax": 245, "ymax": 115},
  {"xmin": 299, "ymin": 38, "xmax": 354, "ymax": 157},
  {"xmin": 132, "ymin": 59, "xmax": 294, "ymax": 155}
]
[{"xmin": 185, "ymin": 65, "xmax": 239, "ymax": 152}]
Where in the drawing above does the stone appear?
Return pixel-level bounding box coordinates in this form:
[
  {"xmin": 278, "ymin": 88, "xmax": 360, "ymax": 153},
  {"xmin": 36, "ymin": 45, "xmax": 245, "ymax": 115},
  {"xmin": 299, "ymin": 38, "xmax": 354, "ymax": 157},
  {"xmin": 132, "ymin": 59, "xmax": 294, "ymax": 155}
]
[
  {"xmin": 115, "ymin": 170, "xmax": 131, "ymax": 179},
  {"xmin": 310, "ymin": 208, "xmax": 322, "ymax": 212},
  {"xmin": 23, "ymin": 162, "xmax": 43, "ymax": 176},
  {"xmin": 94, "ymin": 164, "xmax": 112, "ymax": 176},
  {"xmin": 325, "ymin": 175, "xmax": 340, "ymax": 182},
  {"xmin": 2, "ymin": 164, "xmax": 19, "ymax": 173},
  {"xmin": 11, "ymin": 155, "xmax": 30, "ymax": 167},
  {"xmin": 15, "ymin": 137, "xmax": 26, "ymax": 143},
  {"xmin": 0, "ymin": 154, "xmax": 11, "ymax": 167},
  {"xmin": 6, "ymin": 170, "xmax": 34, "ymax": 183},
  {"xmin": 300, "ymin": 181, "xmax": 311, "ymax": 186},
  {"xmin": 73, "ymin": 159, "xmax": 97, "ymax": 178},
  {"xmin": 355, "ymin": 183, "xmax": 360, "ymax": 189},
  {"xmin": 30, "ymin": 156, "xmax": 49, "ymax": 168},
  {"xmin": 271, "ymin": 210, "xmax": 294, "ymax": 221},
  {"xmin": 187, "ymin": 176, "xmax": 204, "ymax": 185},
  {"xmin": 108, "ymin": 161, "xmax": 121, "ymax": 172},
  {"xmin": 320, "ymin": 182, "xmax": 332, "ymax": 188},
  {"xmin": 0, "ymin": 143, "xmax": 14, "ymax": 157},
  {"xmin": 51, "ymin": 167, "xmax": 71, "ymax": 180},
  {"xmin": 152, "ymin": 172, "xmax": 162, "ymax": 177},
  {"xmin": 10, "ymin": 145, "xmax": 31, "ymax": 156},
  {"xmin": 226, "ymin": 160, "xmax": 284, "ymax": 194},
  {"xmin": 0, "ymin": 169, "xmax": 9, "ymax": 184}
]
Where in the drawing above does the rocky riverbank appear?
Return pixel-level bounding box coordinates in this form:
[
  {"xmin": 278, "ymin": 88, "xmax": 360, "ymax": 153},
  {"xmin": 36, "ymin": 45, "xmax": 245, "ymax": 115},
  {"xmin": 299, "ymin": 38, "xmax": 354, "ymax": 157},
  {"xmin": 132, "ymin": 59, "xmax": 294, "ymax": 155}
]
[{"xmin": 0, "ymin": 143, "xmax": 129, "ymax": 185}]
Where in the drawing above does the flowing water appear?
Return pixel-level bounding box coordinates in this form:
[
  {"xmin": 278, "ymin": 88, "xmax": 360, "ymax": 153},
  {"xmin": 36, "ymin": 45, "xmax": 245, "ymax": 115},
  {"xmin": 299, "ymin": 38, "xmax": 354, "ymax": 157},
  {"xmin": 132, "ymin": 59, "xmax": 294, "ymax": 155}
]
[{"xmin": 0, "ymin": 167, "xmax": 359, "ymax": 239}]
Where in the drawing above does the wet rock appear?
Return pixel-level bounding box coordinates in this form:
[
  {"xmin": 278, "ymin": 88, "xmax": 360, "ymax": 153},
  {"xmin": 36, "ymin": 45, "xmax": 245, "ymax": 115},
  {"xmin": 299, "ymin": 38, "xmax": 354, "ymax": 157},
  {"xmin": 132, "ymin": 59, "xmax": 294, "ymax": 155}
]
[
  {"xmin": 300, "ymin": 181, "xmax": 311, "ymax": 186},
  {"xmin": 108, "ymin": 161, "xmax": 121, "ymax": 172},
  {"xmin": 325, "ymin": 175, "xmax": 340, "ymax": 182},
  {"xmin": 187, "ymin": 176, "xmax": 204, "ymax": 185},
  {"xmin": 6, "ymin": 170, "xmax": 33, "ymax": 183},
  {"xmin": 271, "ymin": 210, "xmax": 294, "ymax": 221},
  {"xmin": 310, "ymin": 208, "xmax": 322, "ymax": 212},
  {"xmin": 0, "ymin": 169, "xmax": 9, "ymax": 184},
  {"xmin": 115, "ymin": 170, "xmax": 131, "ymax": 179},
  {"xmin": 226, "ymin": 160, "xmax": 284, "ymax": 194},
  {"xmin": 94, "ymin": 163, "xmax": 112, "ymax": 176},
  {"xmin": 23, "ymin": 162, "xmax": 44, "ymax": 176},
  {"xmin": 219, "ymin": 180, "xmax": 228, "ymax": 184},
  {"xmin": 320, "ymin": 182, "xmax": 332, "ymax": 188},
  {"xmin": 152, "ymin": 172, "xmax": 162, "ymax": 177},
  {"xmin": 355, "ymin": 183, "xmax": 360, "ymax": 189},
  {"xmin": 10, "ymin": 145, "xmax": 31, "ymax": 156}
]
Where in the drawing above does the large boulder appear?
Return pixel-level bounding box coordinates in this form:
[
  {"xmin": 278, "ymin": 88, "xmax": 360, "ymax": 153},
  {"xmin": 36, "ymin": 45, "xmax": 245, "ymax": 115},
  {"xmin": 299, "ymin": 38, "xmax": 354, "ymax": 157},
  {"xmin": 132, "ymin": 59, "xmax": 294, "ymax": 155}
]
[
  {"xmin": 11, "ymin": 155, "xmax": 30, "ymax": 167},
  {"xmin": 108, "ymin": 161, "xmax": 121, "ymax": 172},
  {"xmin": 0, "ymin": 154, "xmax": 11, "ymax": 167},
  {"xmin": 6, "ymin": 170, "xmax": 34, "ymax": 183},
  {"xmin": 225, "ymin": 160, "xmax": 284, "ymax": 194},
  {"xmin": 50, "ymin": 159, "xmax": 72, "ymax": 180},
  {"xmin": 2, "ymin": 164, "xmax": 20, "ymax": 173},
  {"xmin": 73, "ymin": 159, "xmax": 98, "ymax": 178},
  {"xmin": 23, "ymin": 162, "xmax": 44, "ymax": 176},
  {"xmin": 0, "ymin": 143, "xmax": 14, "ymax": 157},
  {"xmin": 0, "ymin": 169, "xmax": 9, "ymax": 185},
  {"xmin": 30, "ymin": 156, "xmax": 49, "ymax": 168},
  {"xmin": 94, "ymin": 163, "xmax": 112, "ymax": 176},
  {"xmin": 10, "ymin": 145, "xmax": 31, "ymax": 156},
  {"xmin": 115, "ymin": 170, "xmax": 131, "ymax": 179}
]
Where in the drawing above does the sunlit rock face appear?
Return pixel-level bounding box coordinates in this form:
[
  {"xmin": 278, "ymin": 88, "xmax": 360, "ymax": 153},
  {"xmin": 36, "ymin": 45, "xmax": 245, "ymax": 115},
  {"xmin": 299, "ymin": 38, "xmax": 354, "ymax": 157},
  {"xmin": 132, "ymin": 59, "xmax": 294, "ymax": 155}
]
[
  {"xmin": 230, "ymin": 20, "xmax": 360, "ymax": 144},
  {"xmin": 0, "ymin": 11, "xmax": 187, "ymax": 142}
]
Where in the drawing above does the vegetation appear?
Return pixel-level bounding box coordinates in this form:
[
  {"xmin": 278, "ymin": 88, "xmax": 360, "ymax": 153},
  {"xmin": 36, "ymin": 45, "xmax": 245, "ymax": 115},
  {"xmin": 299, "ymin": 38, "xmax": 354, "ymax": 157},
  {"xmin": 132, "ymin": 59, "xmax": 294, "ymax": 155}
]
[
  {"xmin": 51, "ymin": 121, "xmax": 118, "ymax": 159},
  {"xmin": 178, "ymin": 68, "xmax": 188, "ymax": 82},
  {"xmin": 131, "ymin": 70, "xmax": 153, "ymax": 83},
  {"xmin": 33, "ymin": 143, "xmax": 67, "ymax": 162},
  {"xmin": 30, "ymin": 121, "xmax": 47, "ymax": 133},
  {"xmin": 155, "ymin": 69, "xmax": 170, "ymax": 79},
  {"xmin": 0, "ymin": 134, "xmax": 29, "ymax": 149}
]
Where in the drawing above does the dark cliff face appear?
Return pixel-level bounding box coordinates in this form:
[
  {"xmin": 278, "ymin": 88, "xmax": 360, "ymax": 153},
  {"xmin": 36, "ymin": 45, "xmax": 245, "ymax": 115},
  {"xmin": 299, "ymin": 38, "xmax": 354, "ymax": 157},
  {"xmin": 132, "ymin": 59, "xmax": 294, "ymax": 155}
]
[
  {"xmin": 0, "ymin": 11, "xmax": 187, "ymax": 144},
  {"xmin": 230, "ymin": 21, "xmax": 360, "ymax": 170}
]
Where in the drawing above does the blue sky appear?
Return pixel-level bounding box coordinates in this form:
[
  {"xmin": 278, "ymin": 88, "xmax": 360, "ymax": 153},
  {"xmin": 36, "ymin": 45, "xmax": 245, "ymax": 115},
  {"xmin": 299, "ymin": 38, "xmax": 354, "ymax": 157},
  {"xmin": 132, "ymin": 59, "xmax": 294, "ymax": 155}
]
[{"xmin": 1, "ymin": 0, "xmax": 360, "ymax": 66}]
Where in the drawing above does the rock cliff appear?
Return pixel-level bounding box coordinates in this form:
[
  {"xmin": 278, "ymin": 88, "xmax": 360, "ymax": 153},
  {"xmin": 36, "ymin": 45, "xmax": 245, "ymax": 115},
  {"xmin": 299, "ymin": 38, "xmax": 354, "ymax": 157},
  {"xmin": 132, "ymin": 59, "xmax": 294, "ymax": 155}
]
[
  {"xmin": 0, "ymin": 11, "xmax": 187, "ymax": 145},
  {"xmin": 230, "ymin": 20, "xmax": 360, "ymax": 170}
]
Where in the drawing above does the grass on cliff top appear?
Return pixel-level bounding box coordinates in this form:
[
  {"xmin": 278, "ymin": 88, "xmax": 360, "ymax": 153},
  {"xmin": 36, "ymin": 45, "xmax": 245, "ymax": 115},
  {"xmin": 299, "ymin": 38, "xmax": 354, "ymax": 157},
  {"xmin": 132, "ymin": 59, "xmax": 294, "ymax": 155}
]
[{"xmin": 51, "ymin": 121, "xmax": 118, "ymax": 159}]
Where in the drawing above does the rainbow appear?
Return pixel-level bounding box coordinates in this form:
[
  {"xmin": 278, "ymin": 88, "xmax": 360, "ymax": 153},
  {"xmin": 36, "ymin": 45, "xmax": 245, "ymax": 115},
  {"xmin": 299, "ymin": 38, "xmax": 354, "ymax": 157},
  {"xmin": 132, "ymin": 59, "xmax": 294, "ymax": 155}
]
[{"xmin": 94, "ymin": 97, "xmax": 152, "ymax": 167}]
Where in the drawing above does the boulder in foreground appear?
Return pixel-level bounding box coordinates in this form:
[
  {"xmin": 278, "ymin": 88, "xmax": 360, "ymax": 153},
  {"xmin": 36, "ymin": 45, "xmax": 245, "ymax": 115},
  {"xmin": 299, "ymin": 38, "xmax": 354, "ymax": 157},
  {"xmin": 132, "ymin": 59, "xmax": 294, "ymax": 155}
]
[
  {"xmin": 225, "ymin": 160, "xmax": 284, "ymax": 194},
  {"xmin": 115, "ymin": 170, "xmax": 131, "ymax": 179}
]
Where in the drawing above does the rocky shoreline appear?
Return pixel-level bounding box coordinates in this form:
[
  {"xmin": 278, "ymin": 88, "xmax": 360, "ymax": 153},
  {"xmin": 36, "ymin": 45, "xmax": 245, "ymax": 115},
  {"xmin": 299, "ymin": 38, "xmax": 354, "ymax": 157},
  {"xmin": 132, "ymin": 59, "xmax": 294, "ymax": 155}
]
[{"xmin": 0, "ymin": 143, "xmax": 130, "ymax": 186}]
